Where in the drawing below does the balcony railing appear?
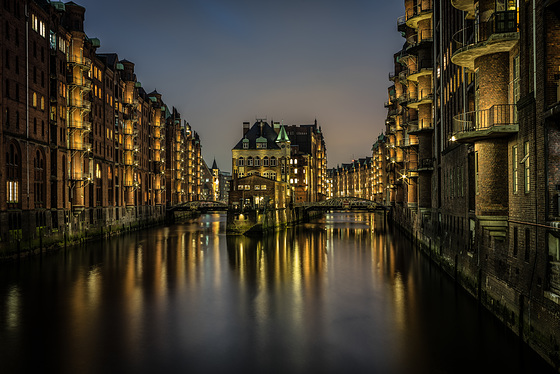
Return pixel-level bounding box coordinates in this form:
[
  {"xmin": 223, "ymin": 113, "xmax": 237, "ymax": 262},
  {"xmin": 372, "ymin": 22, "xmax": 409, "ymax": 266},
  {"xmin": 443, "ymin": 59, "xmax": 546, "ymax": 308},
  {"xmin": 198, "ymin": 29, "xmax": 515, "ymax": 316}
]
[
  {"xmin": 418, "ymin": 158, "xmax": 434, "ymax": 170},
  {"xmin": 452, "ymin": 104, "xmax": 518, "ymax": 141},
  {"xmin": 406, "ymin": 0, "xmax": 433, "ymax": 27},
  {"xmin": 451, "ymin": 11, "xmax": 518, "ymax": 69},
  {"xmin": 407, "ymin": 29, "xmax": 433, "ymax": 50}
]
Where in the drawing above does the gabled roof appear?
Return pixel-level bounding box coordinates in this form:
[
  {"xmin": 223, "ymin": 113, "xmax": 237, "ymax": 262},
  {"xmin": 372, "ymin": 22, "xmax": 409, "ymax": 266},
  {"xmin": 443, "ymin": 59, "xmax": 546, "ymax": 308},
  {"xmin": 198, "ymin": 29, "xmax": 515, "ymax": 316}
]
[{"xmin": 232, "ymin": 121, "xmax": 282, "ymax": 150}]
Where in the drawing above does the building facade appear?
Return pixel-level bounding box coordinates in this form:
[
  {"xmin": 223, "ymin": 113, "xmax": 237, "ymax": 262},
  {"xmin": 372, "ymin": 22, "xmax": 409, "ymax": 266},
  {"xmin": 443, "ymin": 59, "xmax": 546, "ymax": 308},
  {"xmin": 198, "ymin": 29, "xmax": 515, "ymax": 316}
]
[
  {"xmin": 379, "ymin": 0, "xmax": 560, "ymax": 367},
  {"xmin": 230, "ymin": 119, "xmax": 328, "ymax": 208},
  {"xmin": 0, "ymin": 0, "xmax": 203, "ymax": 253}
]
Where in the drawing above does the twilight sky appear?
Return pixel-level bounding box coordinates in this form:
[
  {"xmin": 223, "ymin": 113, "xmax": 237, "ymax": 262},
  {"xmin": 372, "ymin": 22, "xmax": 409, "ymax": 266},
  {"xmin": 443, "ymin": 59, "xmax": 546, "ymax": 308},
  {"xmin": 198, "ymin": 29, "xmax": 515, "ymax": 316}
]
[{"xmin": 78, "ymin": 0, "xmax": 404, "ymax": 171}]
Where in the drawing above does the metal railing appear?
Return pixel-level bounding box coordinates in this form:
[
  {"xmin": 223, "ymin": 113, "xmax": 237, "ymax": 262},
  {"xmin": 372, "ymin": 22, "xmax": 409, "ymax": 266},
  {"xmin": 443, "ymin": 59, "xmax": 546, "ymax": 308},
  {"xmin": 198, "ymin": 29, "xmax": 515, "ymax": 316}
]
[
  {"xmin": 453, "ymin": 104, "xmax": 518, "ymax": 133},
  {"xmin": 419, "ymin": 158, "xmax": 434, "ymax": 169},
  {"xmin": 406, "ymin": 0, "xmax": 433, "ymax": 21},
  {"xmin": 452, "ymin": 10, "xmax": 518, "ymax": 55},
  {"xmin": 407, "ymin": 29, "xmax": 433, "ymax": 48}
]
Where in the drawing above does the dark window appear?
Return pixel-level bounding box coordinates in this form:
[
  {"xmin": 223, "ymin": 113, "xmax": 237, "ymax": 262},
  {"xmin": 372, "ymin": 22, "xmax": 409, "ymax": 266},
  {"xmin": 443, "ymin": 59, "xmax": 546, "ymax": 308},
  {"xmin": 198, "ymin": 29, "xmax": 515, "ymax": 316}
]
[
  {"xmin": 15, "ymin": 55, "xmax": 18, "ymax": 74},
  {"xmin": 5, "ymin": 49, "xmax": 9, "ymax": 69},
  {"xmin": 525, "ymin": 228, "xmax": 531, "ymax": 262},
  {"xmin": 15, "ymin": 83, "xmax": 19, "ymax": 101},
  {"xmin": 513, "ymin": 227, "xmax": 518, "ymax": 257},
  {"xmin": 34, "ymin": 150, "xmax": 45, "ymax": 206}
]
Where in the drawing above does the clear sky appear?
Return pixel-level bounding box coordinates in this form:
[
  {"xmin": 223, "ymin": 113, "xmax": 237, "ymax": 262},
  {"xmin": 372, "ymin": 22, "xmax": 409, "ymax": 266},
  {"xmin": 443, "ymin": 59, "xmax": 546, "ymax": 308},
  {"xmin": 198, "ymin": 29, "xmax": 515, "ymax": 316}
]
[{"xmin": 78, "ymin": 0, "xmax": 404, "ymax": 171}]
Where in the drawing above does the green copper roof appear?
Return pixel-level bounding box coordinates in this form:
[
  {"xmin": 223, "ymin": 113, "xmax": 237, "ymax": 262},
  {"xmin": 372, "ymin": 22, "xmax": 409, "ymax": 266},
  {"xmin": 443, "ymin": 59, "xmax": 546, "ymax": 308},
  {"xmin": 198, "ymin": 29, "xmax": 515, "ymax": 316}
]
[
  {"xmin": 276, "ymin": 125, "xmax": 289, "ymax": 142},
  {"xmin": 256, "ymin": 136, "xmax": 267, "ymax": 143},
  {"xmin": 242, "ymin": 138, "xmax": 249, "ymax": 143}
]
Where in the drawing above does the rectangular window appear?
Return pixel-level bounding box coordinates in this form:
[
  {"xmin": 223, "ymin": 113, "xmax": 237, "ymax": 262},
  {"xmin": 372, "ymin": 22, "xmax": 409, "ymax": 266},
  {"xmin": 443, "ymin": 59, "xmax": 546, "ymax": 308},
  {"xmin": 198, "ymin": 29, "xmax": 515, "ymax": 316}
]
[
  {"xmin": 7, "ymin": 181, "xmax": 19, "ymax": 203},
  {"xmin": 261, "ymin": 185, "xmax": 266, "ymax": 190},
  {"xmin": 512, "ymin": 145, "xmax": 518, "ymax": 193},
  {"xmin": 513, "ymin": 227, "xmax": 518, "ymax": 257},
  {"xmin": 525, "ymin": 228, "xmax": 531, "ymax": 262},
  {"xmin": 523, "ymin": 142, "xmax": 530, "ymax": 192}
]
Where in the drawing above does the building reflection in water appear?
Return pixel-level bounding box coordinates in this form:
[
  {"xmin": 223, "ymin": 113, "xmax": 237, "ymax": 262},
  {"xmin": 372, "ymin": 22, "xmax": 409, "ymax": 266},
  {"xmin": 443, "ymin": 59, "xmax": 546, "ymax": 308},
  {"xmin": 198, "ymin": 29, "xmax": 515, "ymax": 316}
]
[{"xmin": 0, "ymin": 212, "xmax": 555, "ymax": 373}]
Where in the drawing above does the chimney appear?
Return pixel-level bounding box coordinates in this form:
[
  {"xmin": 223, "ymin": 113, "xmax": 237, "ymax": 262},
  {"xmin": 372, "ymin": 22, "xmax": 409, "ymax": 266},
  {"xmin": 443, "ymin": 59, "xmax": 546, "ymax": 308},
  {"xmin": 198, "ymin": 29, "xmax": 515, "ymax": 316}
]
[{"xmin": 243, "ymin": 122, "xmax": 250, "ymax": 136}]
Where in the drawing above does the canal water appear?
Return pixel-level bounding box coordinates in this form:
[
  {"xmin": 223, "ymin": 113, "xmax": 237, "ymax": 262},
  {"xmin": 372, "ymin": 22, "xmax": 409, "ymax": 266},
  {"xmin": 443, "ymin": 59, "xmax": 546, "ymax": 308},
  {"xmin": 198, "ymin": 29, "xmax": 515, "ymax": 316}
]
[{"xmin": 0, "ymin": 213, "xmax": 555, "ymax": 374}]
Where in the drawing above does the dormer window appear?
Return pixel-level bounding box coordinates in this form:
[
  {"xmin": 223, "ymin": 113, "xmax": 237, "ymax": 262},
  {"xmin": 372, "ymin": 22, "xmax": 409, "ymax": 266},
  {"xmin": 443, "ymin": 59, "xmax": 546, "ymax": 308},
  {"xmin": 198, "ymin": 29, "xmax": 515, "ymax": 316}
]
[
  {"xmin": 256, "ymin": 136, "xmax": 267, "ymax": 149},
  {"xmin": 242, "ymin": 138, "xmax": 249, "ymax": 149}
]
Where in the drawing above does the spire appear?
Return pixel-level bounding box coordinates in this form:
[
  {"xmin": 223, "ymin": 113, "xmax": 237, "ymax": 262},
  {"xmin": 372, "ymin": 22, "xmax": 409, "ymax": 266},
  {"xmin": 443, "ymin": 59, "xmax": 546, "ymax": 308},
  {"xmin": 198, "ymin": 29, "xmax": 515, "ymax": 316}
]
[
  {"xmin": 275, "ymin": 125, "xmax": 290, "ymax": 142},
  {"xmin": 212, "ymin": 158, "xmax": 218, "ymax": 170}
]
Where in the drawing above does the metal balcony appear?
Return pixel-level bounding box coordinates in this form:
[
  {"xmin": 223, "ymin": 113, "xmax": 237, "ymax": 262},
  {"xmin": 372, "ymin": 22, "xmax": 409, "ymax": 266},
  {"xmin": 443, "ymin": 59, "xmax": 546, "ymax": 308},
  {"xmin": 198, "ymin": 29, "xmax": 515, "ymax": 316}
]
[
  {"xmin": 406, "ymin": 29, "xmax": 433, "ymax": 52},
  {"xmin": 397, "ymin": 15, "xmax": 406, "ymax": 32},
  {"xmin": 68, "ymin": 99, "xmax": 91, "ymax": 113},
  {"xmin": 408, "ymin": 119, "xmax": 434, "ymax": 134},
  {"xmin": 451, "ymin": 11, "xmax": 519, "ymax": 70},
  {"xmin": 452, "ymin": 104, "xmax": 518, "ymax": 142},
  {"xmin": 417, "ymin": 158, "xmax": 434, "ymax": 171},
  {"xmin": 451, "ymin": 0, "xmax": 475, "ymax": 15},
  {"xmin": 407, "ymin": 90, "xmax": 433, "ymax": 109},
  {"xmin": 407, "ymin": 59, "xmax": 433, "ymax": 82},
  {"xmin": 406, "ymin": 0, "xmax": 433, "ymax": 29},
  {"xmin": 68, "ymin": 56, "xmax": 92, "ymax": 71}
]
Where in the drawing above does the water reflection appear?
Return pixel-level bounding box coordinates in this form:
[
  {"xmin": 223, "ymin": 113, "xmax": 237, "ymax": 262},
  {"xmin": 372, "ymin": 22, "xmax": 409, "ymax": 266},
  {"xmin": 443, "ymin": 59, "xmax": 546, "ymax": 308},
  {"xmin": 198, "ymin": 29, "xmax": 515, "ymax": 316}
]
[{"xmin": 0, "ymin": 212, "xmax": 555, "ymax": 374}]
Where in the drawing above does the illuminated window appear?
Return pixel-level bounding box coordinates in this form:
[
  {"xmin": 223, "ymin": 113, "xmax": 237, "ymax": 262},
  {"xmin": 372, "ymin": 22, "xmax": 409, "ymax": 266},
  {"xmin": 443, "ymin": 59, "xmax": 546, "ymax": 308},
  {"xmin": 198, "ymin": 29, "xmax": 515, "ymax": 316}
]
[
  {"xmin": 32, "ymin": 14, "xmax": 38, "ymax": 32},
  {"xmin": 32, "ymin": 92, "xmax": 37, "ymax": 107},
  {"xmin": 6, "ymin": 144, "xmax": 20, "ymax": 204},
  {"xmin": 40, "ymin": 96, "xmax": 44, "ymax": 110}
]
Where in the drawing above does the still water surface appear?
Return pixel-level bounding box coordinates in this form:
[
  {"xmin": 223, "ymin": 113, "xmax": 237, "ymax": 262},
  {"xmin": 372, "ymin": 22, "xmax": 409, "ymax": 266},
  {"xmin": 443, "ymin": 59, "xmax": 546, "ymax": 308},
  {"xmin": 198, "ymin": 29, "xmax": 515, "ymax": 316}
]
[{"xmin": 0, "ymin": 213, "xmax": 555, "ymax": 373}]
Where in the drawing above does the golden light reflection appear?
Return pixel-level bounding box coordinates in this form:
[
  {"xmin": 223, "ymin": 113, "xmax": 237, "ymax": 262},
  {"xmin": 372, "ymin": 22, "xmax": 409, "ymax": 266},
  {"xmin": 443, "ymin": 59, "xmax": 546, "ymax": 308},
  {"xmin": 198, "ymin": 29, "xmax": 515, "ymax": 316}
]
[{"xmin": 5, "ymin": 285, "xmax": 20, "ymax": 330}]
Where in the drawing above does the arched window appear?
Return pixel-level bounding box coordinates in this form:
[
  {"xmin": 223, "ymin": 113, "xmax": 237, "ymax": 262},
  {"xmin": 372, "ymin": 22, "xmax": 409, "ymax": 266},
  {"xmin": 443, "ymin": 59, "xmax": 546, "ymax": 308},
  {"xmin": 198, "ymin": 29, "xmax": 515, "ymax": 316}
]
[
  {"xmin": 263, "ymin": 156, "xmax": 269, "ymax": 166},
  {"xmin": 270, "ymin": 157, "xmax": 277, "ymax": 167},
  {"xmin": 247, "ymin": 157, "xmax": 253, "ymax": 166},
  {"xmin": 238, "ymin": 157, "xmax": 244, "ymax": 166},
  {"xmin": 34, "ymin": 149, "xmax": 45, "ymax": 206},
  {"xmin": 6, "ymin": 143, "xmax": 21, "ymax": 204},
  {"xmin": 40, "ymin": 96, "xmax": 44, "ymax": 110},
  {"xmin": 254, "ymin": 156, "xmax": 260, "ymax": 167},
  {"xmin": 32, "ymin": 92, "xmax": 37, "ymax": 107}
]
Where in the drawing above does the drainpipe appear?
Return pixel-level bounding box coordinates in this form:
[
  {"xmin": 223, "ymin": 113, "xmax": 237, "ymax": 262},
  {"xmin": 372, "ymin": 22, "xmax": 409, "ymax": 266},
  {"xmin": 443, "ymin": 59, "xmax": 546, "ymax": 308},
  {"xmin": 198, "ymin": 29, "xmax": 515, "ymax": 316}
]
[
  {"xmin": 25, "ymin": 3, "xmax": 30, "ymax": 203},
  {"xmin": 533, "ymin": 0, "xmax": 537, "ymax": 97}
]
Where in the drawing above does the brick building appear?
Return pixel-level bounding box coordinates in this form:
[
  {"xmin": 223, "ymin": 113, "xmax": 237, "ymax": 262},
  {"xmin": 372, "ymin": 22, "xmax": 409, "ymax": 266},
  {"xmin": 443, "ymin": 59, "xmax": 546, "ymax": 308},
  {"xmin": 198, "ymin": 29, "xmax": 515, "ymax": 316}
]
[
  {"xmin": 230, "ymin": 119, "xmax": 328, "ymax": 207},
  {"xmin": 0, "ymin": 1, "xmax": 203, "ymax": 252},
  {"xmin": 381, "ymin": 0, "xmax": 560, "ymax": 366}
]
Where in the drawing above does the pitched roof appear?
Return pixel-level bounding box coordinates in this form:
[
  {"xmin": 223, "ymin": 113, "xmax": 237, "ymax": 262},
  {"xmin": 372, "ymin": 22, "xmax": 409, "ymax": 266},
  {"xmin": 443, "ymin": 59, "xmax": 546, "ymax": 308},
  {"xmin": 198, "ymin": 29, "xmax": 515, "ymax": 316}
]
[
  {"xmin": 232, "ymin": 121, "xmax": 281, "ymax": 150},
  {"xmin": 212, "ymin": 158, "xmax": 218, "ymax": 169}
]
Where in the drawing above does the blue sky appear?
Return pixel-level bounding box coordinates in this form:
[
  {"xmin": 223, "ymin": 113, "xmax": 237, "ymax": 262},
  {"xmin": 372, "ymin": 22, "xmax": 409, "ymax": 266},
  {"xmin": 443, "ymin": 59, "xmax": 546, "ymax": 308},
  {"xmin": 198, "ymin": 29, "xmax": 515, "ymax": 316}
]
[{"xmin": 78, "ymin": 0, "xmax": 404, "ymax": 170}]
